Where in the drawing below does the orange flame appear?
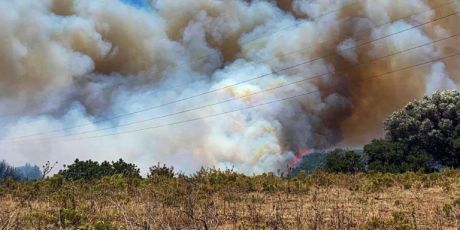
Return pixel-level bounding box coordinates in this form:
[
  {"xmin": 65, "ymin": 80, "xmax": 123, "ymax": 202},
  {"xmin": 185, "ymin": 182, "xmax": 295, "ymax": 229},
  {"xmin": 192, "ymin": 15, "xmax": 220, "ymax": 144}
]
[{"xmin": 289, "ymin": 148, "xmax": 311, "ymax": 167}]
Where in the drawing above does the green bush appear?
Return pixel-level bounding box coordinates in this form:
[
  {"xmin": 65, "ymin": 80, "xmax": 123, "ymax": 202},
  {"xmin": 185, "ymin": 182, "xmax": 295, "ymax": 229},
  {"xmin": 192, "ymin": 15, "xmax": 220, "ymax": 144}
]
[
  {"xmin": 59, "ymin": 208, "xmax": 82, "ymax": 228},
  {"xmin": 364, "ymin": 139, "xmax": 434, "ymax": 173},
  {"xmin": 363, "ymin": 216, "xmax": 387, "ymax": 230},
  {"xmin": 94, "ymin": 221, "xmax": 116, "ymax": 230},
  {"xmin": 58, "ymin": 158, "xmax": 140, "ymax": 181},
  {"xmin": 324, "ymin": 149, "xmax": 365, "ymax": 173},
  {"xmin": 147, "ymin": 162, "xmax": 175, "ymax": 179},
  {"xmin": 291, "ymin": 152, "xmax": 327, "ymax": 175}
]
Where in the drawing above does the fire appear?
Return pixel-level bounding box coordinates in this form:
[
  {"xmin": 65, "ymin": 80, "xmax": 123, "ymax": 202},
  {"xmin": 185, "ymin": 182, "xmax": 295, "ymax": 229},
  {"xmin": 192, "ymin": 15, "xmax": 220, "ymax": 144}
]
[{"xmin": 289, "ymin": 148, "xmax": 311, "ymax": 168}]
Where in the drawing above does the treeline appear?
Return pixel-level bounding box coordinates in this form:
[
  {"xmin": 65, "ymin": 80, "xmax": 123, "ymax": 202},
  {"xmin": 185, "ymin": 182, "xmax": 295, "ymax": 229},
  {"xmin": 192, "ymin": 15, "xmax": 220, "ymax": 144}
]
[
  {"xmin": 300, "ymin": 90, "xmax": 460, "ymax": 174},
  {"xmin": 58, "ymin": 159, "xmax": 141, "ymax": 181},
  {"xmin": 56, "ymin": 159, "xmax": 175, "ymax": 181},
  {"xmin": 0, "ymin": 160, "xmax": 42, "ymax": 181}
]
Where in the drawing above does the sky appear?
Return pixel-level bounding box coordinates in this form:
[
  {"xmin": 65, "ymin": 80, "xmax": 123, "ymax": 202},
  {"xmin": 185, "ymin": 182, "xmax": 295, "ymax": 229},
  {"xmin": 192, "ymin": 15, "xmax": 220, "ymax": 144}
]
[{"xmin": 121, "ymin": 0, "xmax": 150, "ymax": 9}]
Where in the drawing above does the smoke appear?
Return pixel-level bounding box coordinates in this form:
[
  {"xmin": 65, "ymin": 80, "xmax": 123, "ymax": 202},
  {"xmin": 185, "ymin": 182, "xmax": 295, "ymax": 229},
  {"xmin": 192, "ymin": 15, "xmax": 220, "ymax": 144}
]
[{"xmin": 0, "ymin": 0, "xmax": 458, "ymax": 174}]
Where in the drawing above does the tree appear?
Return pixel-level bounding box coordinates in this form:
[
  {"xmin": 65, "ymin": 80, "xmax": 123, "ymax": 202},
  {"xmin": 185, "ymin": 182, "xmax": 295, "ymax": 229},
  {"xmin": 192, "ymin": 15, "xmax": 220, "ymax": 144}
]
[
  {"xmin": 111, "ymin": 159, "xmax": 141, "ymax": 178},
  {"xmin": 58, "ymin": 158, "xmax": 141, "ymax": 181},
  {"xmin": 324, "ymin": 149, "xmax": 365, "ymax": 173},
  {"xmin": 0, "ymin": 160, "xmax": 44, "ymax": 181},
  {"xmin": 291, "ymin": 152, "xmax": 327, "ymax": 175},
  {"xmin": 59, "ymin": 159, "xmax": 103, "ymax": 181},
  {"xmin": 0, "ymin": 160, "xmax": 19, "ymax": 181},
  {"xmin": 364, "ymin": 139, "xmax": 434, "ymax": 173},
  {"xmin": 15, "ymin": 163, "xmax": 43, "ymax": 181},
  {"xmin": 384, "ymin": 90, "xmax": 460, "ymax": 167},
  {"xmin": 148, "ymin": 162, "xmax": 174, "ymax": 178}
]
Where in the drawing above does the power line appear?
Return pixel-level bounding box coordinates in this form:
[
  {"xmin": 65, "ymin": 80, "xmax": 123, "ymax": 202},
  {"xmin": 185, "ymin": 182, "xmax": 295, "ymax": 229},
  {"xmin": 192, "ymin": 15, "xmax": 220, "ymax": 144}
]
[
  {"xmin": 8, "ymin": 51, "xmax": 459, "ymax": 145},
  {"xmin": 4, "ymin": 45, "xmax": 460, "ymax": 143},
  {"xmin": 6, "ymin": 3, "xmax": 458, "ymax": 140},
  {"xmin": 8, "ymin": 4, "xmax": 458, "ymax": 140},
  {"xmin": 53, "ymin": 53, "xmax": 460, "ymax": 141},
  {"xmin": 8, "ymin": 32, "xmax": 460, "ymax": 143}
]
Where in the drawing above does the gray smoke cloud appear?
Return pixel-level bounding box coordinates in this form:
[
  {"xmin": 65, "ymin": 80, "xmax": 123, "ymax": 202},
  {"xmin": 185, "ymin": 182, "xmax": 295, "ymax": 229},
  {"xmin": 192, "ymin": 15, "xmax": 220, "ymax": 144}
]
[{"xmin": 0, "ymin": 0, "xmax": 459, "ymax": 174}]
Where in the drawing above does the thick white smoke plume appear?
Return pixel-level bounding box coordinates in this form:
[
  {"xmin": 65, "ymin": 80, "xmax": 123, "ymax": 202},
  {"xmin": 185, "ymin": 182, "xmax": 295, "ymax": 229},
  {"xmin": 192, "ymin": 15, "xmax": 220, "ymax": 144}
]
[{"xmin": 0, "ymin": 0, "xmax": 459, "ymax": 174}]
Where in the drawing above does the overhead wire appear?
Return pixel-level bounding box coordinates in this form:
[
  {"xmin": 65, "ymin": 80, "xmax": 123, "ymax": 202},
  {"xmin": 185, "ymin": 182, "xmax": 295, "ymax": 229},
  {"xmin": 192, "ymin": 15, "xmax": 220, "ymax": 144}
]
[
  {"xmin": 6, "ymin": 31, "xmax": 460, "ymax": 143},
  {"xmin": 7, "ymin": 1, "xmax": 457, "ymax": 140},
  {"xmin": 10, "ymin": 51, "xmax": 459, "ymax": 144},
  {"xmin": 4, "ymin": 36, "xmax": 460, "ymax": 144}
]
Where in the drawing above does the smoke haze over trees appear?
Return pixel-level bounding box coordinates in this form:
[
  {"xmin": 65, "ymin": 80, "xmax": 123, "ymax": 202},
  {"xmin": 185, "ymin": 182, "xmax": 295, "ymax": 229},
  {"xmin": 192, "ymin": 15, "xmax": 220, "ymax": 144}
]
[{"xmin": 0, "ymin": 160, "xmax": 42, "ymax": 181}]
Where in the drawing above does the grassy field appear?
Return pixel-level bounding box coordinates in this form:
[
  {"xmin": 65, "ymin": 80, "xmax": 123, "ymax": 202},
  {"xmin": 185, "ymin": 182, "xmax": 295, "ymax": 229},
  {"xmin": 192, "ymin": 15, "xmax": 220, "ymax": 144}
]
[{"xmin": 0, "ymin": 169, "xmax": 459, "ymax": 229}]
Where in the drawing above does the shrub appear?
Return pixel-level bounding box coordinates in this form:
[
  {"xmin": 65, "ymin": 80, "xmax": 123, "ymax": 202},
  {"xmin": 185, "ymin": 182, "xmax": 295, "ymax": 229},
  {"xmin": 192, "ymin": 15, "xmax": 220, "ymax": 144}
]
[
  {"xmin": 147, "ymin": 162, "xmax": 175, "ymax": 179},
  {"xmin": 59, "ymin": 208, "xmax": 82, "ymax": 228},
  {"xmin": 364, "ymin": 139, "xmax": 435, "ymax": 173},
  {"xmin": 292, "ymin": 152, "xmax": 327, "ymax": 175},
  {"xmin": 388, "ymin": 212, "xmax": 411, "ymax": 230},
  {"xmin": 59, "ymin": 159, "xmax": 140, "ymax": 181},
  {"xmin": 93, "ymin": 221, "xmax": 116, "ymax": 230},
  {"xmin": 363, "ymin": 216, "xmax": 387, "ymax": 230},
  {"xmin": 111, "ymin": 159, "xmax": 141, "ymax": 178},
  {"xmin": 324, "ymin": 149, "xmax": 365, "ymax": 173}
]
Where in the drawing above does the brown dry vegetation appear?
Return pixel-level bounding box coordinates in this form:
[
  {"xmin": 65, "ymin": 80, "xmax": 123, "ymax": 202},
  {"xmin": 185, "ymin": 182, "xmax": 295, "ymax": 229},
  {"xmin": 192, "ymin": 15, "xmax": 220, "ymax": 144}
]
[{"xmin": 1, "ymin": 169, "xmax": 460, "ymax": 229}]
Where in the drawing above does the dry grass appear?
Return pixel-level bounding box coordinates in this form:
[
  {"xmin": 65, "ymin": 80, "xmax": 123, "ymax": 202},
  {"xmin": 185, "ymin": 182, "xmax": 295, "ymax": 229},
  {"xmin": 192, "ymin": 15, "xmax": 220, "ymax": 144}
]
[{"xmin": 0, "ymin": 170, "xmax": 459, "ymax": 229}]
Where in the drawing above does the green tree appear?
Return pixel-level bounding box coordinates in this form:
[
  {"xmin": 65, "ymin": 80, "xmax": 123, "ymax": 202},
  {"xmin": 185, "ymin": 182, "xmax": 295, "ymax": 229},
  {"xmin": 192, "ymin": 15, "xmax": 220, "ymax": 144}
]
[
  {"xmin": 0, "ymin": 160, "xmax": 19, "ymax": 181},
  {"xmin": 148, "ymin": 162, "xmax": 174, "ymax": 178},
  {"xmin": 324, "ymin": 149, "xmax": 365, "ymax": 173},
  {"xmin": 384, "ymin": 90, "xmax": 460, "ymax": 167},
  {"xmin": 59, "ymin": 158, "xmax": 141, "ymax": 181},
  {"xmin": 291, "ymin": 152, "xmax": 327, "ymax": 175},
  {"xmin": 111, "ymin": 159, "xmax": 141, "ymax": 178},
  {"xmin": 364, "ymin": 139, "xmax": 434, "ymax": 173},
  {"xmin": 59, "ymin": 159, "xmax": 102, "ymax": 181}
]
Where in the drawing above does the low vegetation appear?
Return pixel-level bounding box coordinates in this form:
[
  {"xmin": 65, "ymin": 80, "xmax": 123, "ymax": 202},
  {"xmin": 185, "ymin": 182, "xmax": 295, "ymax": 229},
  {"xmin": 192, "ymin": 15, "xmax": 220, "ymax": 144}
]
[{"xmin": 0, "ymin": 167, "xmax": 459, "ymax": 229}]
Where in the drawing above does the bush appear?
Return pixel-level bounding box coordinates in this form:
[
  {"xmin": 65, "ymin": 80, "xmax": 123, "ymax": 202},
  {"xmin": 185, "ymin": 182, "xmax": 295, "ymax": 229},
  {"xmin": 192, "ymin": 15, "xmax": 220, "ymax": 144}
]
[
  {"xmin": 292, "ymin": 152, "xmax": 327, "ymax": 175},
  {"xmin": 59, "ymin": 159, "xmax": 140, "ymax": 181},
  {"xmin": 363, "ymin": 216, "xmax": 387, "ymax": 230},
  {"xmin": 364, "ymin": 140, "xmax": 434, "ymax": 173},
  {"xmin": 111, "ymin": 159, "xmax": 141, "ymax": 178},
  {"xmin": 93, "ymin": 221, "xmax": 116, "ymax": 230},
  {"xmin": 147, "ymin": 162, "xmax": 175, "ymax": 179},
  {"xmin": 324, "ymin": 149, "xmax": 365, "ymax": 173}
]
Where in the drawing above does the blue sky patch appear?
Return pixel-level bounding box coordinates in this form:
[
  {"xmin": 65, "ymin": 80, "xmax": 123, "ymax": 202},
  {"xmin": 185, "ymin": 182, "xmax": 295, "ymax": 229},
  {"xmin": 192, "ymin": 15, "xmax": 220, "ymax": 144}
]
[{"xmin": 120, "ymin": 0, "xmax": 151, "ymax": 9}]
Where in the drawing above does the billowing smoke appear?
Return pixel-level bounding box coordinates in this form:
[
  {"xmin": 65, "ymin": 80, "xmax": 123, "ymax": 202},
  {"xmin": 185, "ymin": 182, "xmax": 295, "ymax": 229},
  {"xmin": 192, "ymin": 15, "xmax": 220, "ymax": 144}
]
[{"xmin": 0, "ymin": 0, "xmax": 459, "ymax": 174}]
